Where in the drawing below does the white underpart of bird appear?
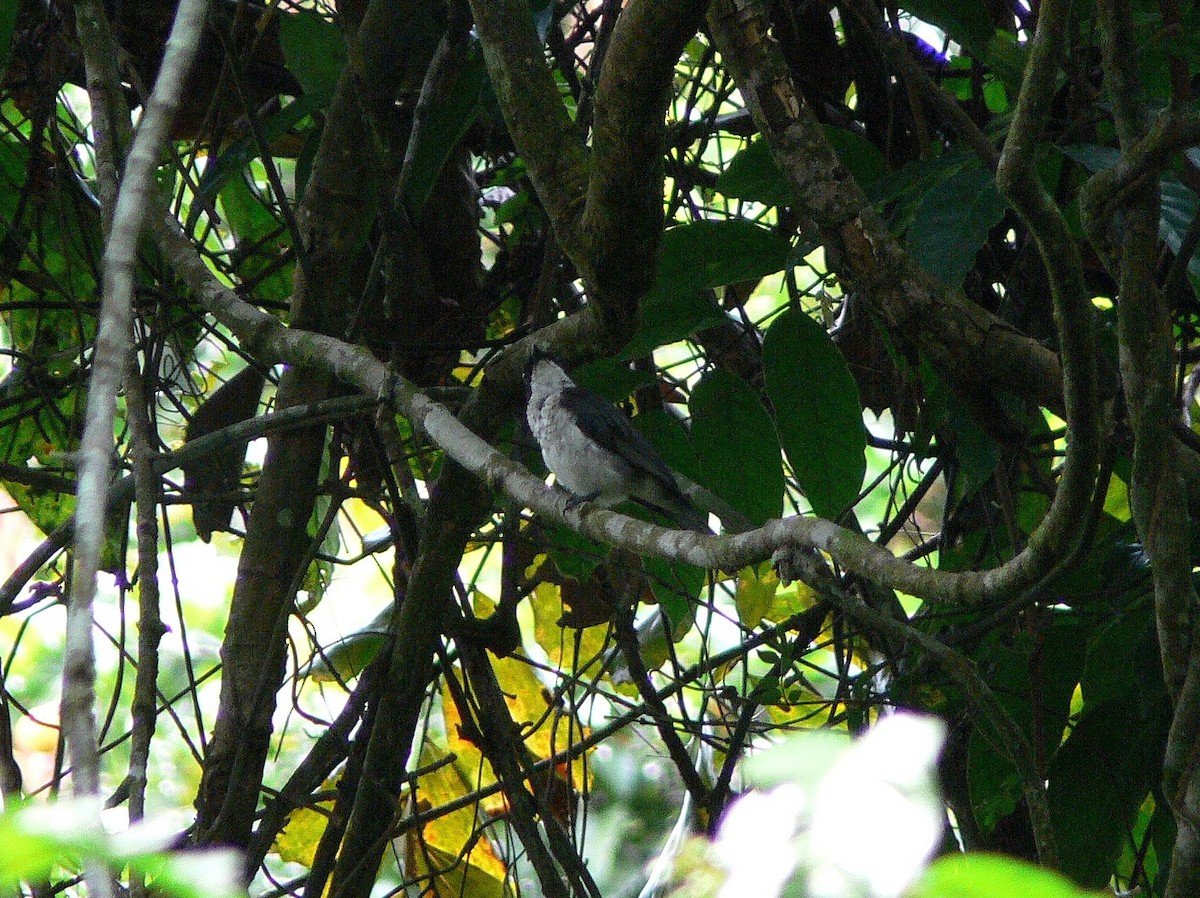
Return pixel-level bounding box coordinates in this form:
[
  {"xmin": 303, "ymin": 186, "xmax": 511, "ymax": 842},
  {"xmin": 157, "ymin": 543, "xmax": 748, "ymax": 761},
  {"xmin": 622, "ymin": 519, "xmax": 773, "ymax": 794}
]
[{"xmin": 524, "ymin": 350, "xmax": 711, "ymax": 532}]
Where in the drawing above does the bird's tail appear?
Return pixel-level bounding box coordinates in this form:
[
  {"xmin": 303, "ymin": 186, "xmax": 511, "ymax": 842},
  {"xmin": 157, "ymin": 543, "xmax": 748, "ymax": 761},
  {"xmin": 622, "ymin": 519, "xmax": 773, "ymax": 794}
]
[{"xmin": 639, "ymin": 487, "xmax": 713, "ymax": 534}]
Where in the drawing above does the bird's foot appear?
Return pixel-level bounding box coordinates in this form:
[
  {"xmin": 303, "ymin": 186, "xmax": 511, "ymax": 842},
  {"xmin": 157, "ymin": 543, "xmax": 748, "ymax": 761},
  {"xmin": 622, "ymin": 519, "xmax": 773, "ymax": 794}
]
[{"xmin": 563, "ymin": 491, "xmax": 599, "ymax": 512}]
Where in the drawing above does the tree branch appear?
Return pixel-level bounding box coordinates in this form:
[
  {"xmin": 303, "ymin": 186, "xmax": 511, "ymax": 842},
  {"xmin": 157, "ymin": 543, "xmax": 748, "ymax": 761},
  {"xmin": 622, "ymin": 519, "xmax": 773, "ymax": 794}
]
[
  {"xmin": 710, "ymin": 0, "xmax": 1100, "ymax": 605},
  {"xmin": 1094, "ymin": 2, "xmax": 1200, "ymax": 894},
  {"xmin": 467, "ymin": 0, "xmax": 589, "ymax": 268},
  {"xmin": 580, "ymin": 0, "xmax": 710, "ymax": 339},
  {"xmin": 155, "ymin": 213, "xmax": 1097, "ymax": 609}
]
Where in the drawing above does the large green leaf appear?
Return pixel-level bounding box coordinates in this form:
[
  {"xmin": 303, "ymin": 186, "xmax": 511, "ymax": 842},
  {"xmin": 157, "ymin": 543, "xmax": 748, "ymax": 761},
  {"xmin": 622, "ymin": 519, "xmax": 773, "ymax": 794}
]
[
  {"xmin": 280, "ymin": 9, "xmax": 348, "ymax": 107},
  {"xmin": 907, "ymin": 164, "xmax": 1008, "ymax": 288},
  {"xmin": 401, "ymin": 42, "xmax": 488, "ymax": 216},
  {"xmin": 196, "ymin": 98, "xmax": 316, "ymax": 203},
  {"xmin": 1048, "ymin": 694, "xmax": 1170, "ymax": 887},
  {"xmin": 625, "ymin": 219, "xmax": 792, "ymax": 355},
  {"xmin": 899, "ymin": 0, "xmax": 996, "ymax": 58},
  {"xmin": 763, "ymin": 308, "xmax": 866, "ymax": 519},
  {"xmin": 913, "ymin": 853, "xmax": 1102, "ymax": 898},
  {"xmin": 715, "ymin": 139, "xmax": 792, "ymax": 207},
  {"xmin": 690, "ymin": 370, "xmax": 784, "ymax": 525},
  {"xmin": 656, "ymin": 219, "xmax": 792, "ymax": 294},
  {"xmin": 218, "ymin": 175, "xmax": 296, "ymax": 303},
  {"xmin": 716, "ymin": 128, "xmax": 886, "ymax": 207}
]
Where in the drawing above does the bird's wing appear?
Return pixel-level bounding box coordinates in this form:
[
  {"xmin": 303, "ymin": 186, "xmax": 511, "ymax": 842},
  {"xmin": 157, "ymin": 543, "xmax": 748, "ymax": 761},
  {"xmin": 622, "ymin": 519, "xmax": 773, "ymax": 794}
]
[{"xmin": 559, "ymin": 386, "xmax": 684, "ymax": 498}]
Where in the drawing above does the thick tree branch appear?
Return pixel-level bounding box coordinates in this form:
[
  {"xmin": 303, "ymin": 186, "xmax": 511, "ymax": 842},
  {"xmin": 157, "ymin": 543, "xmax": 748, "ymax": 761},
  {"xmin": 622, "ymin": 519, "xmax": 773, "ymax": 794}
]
[
  {"xmin": 467, "ymin": 0, "xmax": 589, "ymax": 266},
  {"xmin": 195, "ymin": 0, "xmax": 432, "ymax": 850},
  {"xmin": 580, "ymin": 0, "xmax": 710, "ymax": 339},
  {"xmin": 710, "ymin": 0, "xmax": 1100, "ymax": 605},
  {"xmin": 708, "ymin": 0, "xmax": 1067, "ymax": 416},
  {"xmin": 1095, "ymin": 2, "xmax": 1200, "ymax": 895}
]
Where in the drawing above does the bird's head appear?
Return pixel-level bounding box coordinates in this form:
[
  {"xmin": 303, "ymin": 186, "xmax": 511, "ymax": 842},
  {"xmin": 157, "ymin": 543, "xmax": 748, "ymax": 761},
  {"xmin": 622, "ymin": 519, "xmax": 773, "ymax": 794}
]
[{"xmin": 524, "ymin": 345, "xmax": 573, "ymax": 397}]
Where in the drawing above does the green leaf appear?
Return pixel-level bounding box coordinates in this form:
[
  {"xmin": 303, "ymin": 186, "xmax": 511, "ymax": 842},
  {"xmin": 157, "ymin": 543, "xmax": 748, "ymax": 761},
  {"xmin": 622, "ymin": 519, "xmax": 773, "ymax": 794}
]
[
  {"xmin": 907, "ymin": 164, "xmax": 1008, "ymax": 287},
  {"xmin": 402, "ymin": 42, "xmax": 488, "ymax": 216},
  {"xmin": 715, "ymin": 139, "xmax": 791, "ymax": 206},
  {"xmin": 643, "ymin": 556, "xmax": 704, "ymax": 628},
  {"xmin": 691, "ymin": 370, "xmax": 784, "ymax": 525},
  {"xmin": 625, "ymin": 219, "xmax": 792, "ymax": 355},
  {"xmin": 1081, "ymin": 604, "xmax": 1162, "ymax": 709},
  {"xmin": 299, "ymin": 606, "xmax": 393, "ymax": 681},
  {"xmin": 280, "ymin": 9, "xmax": 348, "ymax": 107},
  {"xmin": 626, "ymin": 290, "xmax": 726, "ymax": 358},
  {"xmin": 763, "ymin": 308, "xmax": 866, "ymax": 519},
  {"xmin": 573, "ymin": 358, "xmax": 655, "ymax": 403},
  {"xmin": 1160, "ymin": 173, "xmax": 1200, "ymax": 277},
  {"xmin": 196, "ymin": 97, "xmax": 315, "ymax": 202},
  {"xmin": 633, "ymin": 408, "xmax": 702, "ymax": 484},
  {"xmin": 912, "ymin": 853, "xmax": 1103, "ymax": 898},
  {"xmin": 1048, "ymin": 694, "xmax": 1170, "ymax": 887},
  {"xmin": 217, "ymin": 175, "xmax": 296, "ymax": 303},
  {"xmin": 823, "ymin": 126, "xmax": 887, "ymax": 193},
  {"xmin": 717, "ymin": 129, "xmax": 886, "ymax": 206},
  {"xmin": 899, "ymin": 0, "xmax": 997, "ymax": 58},
  {"xmin": 657, "ymin": 219, "xmax": 793, "ymax": 294}
]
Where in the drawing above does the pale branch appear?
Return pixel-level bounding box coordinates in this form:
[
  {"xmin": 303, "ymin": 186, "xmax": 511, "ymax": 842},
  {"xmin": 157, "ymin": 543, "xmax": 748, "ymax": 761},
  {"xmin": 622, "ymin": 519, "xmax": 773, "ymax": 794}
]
[
  {"xmin": 64, "ymin": 1, "xmax": 207, "ymax": 895},
  {"xmin": 65, "ymin": 0, "xmax": 208, "ymax": 818},
  {"xmin": 157, "ymin": 212, "xmax": 1096, "ymax": 609}
]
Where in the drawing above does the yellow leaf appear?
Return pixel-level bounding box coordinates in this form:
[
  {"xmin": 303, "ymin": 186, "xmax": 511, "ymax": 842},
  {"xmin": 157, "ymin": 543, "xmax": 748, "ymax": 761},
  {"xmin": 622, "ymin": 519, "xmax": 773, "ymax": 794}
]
[
  {"xmin": 529, "ymin": 582, "xmax": 610, "ymax": 673},
  {"xmin": 490, "ymin": 652, "xmax": 591, "ymax": 790},
  {"xmin": 735, "ymin": 562, "xmax": 778, "ymax": 628},
  {"xmin": 766, "ymin": 579, "xmax": 821, "ymax": 620},
  {"xmin": 273, "ymin": 786, "xmax": 336, "ymax": 866},
  {"xmin": 443, "ymin": 682, "xmax": 504, "ymax": 817},
  {"xmin": 409, "ymin": 742, "xmax": 510, "ymax": 898},
  {"xmin": 443, "ymin": 651, "xmax": 593, "ymax": 820}
]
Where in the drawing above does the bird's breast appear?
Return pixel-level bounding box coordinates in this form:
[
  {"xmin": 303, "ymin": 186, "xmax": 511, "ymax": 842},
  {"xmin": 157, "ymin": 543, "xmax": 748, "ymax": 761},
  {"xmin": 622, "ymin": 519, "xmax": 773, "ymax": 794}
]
[{"xmin": 533, "ymin": 398, "xmax": 634, "ymax": 502}]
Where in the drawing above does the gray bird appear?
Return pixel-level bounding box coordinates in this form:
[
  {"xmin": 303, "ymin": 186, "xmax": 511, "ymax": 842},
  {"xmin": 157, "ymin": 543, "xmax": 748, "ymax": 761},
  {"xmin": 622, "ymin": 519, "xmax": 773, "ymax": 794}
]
[{"xmin": 524, "ymin": 348, "xmax": 710, "ymax": 532}]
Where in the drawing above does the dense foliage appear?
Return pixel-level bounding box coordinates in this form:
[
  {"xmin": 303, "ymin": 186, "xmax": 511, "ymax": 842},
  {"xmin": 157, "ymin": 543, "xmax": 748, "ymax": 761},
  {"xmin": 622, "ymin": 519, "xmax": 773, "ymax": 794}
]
[{"xmin": 0, "ymin": 0, "xmax": 1198, "ymax": 895}]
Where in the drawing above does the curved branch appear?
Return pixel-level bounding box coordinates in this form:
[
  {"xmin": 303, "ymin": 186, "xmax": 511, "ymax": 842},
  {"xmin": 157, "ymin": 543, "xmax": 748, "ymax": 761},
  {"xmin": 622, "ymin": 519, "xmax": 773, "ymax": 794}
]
[
  {"xmin": 809, "ymin": 565, "xmax": 1057, "ymax": 866},
  {"xmin": 157, "ymin": 215, "xmax": 1095, "ymax": 609},
  {"xmin": 709, "ymin": 0, "xmax": 1099, "ymax": 604},
  {"xmin": 1080, "ymin": 108, "xmax": 1200, "ymax": 272}
]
